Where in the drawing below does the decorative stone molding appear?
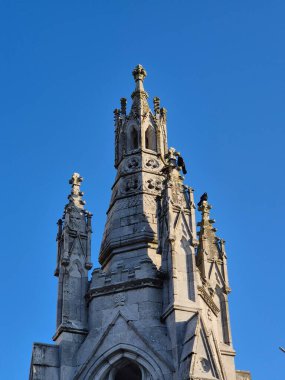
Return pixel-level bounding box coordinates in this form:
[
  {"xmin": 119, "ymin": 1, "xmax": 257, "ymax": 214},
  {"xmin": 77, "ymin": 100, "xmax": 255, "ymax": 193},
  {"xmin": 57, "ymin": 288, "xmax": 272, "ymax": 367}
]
[
  {"xmin": 145, "ymin": 158, "xmax": 159, "ymax": 169},
  {"xmin": 125, "ymin": 157, "xmax": 140, "ymax": 171},
  {"xmin": 146, "ymin": 178, "xmax": 162, "ymax": 192},
  {"xmin": 113, "ymin": 293, "xmax": 127, "ymax": 307},
  {"xmin": 198, "ymin": 286, "xmax": 220, "ymax": 316},
  {"xmin": 199, "ymin": 357, "xmax": 211, "ymax": 373},
  {"xmin": 87, "ymin": 278, "xmax": 163, "ymax": 303}
]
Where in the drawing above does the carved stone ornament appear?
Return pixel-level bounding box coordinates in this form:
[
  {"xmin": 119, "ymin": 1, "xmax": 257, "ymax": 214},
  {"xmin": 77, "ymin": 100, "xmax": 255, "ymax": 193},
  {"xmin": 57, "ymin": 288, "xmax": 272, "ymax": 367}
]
[
  {"xmin": 145, "ymin": 158, "xmax": 159, "ymax": 169},
  {"xmin": 147, "ymin": 178, "xmax": 162, "ymax": 192},
  {"xmin": 126, "ymin": 157, "xmax": 139, "ymax": 171},
  {"xmin": 200, "ymin": 357, "xmax": 211, "ymax": 373},
  {"xmin": 130, "ymin": 96, "xmax": 150, "ymax": 120},
  {"xmin": 125, "ymin": 177, "xmax": 139, "ymax": 192},
  {"xmin": 113, "ymin": 293, "xmax": 126, "ymax": 307},
  {"xmin": 120, "ymin": 175, "xmax": 141, "ymax": 194},
  {"xmin": 198, "ymin": 285, "xmax": 220, "ymax": 316}
]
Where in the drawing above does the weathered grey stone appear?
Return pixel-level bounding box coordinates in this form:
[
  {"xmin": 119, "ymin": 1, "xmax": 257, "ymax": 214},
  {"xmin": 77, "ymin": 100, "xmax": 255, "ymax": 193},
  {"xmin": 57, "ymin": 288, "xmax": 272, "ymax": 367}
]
[{"xmin": 29, "ymin": 65, "xmax": 250, "ymax": 380}]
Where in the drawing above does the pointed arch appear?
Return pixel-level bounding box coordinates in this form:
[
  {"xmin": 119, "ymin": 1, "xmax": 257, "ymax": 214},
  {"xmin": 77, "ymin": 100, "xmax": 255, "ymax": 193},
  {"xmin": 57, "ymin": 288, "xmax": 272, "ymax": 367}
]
[
  {"xmin": 63, "ymin": 259, "xmax": 87, "ymax": 323},
  {"xmin": 81, "ymin": 344, "xmax": 165, "ymax": 379},
  {"xmin": 69, "ymin": 259, "xmax": 84, "ymax": 277},
  {"xmin": 113, "ymin": 360, "xmax": 142, "ymax": 380},
  {"xmin": 74, "ymin": 311, "xmax": 173, "ymax": 379},
  {"xmin": 145, "ymin": 125, "xmax": 157, "ymax": 151},
  {"xmin": 181, "ymin": 236, "xmax": 196, "ymax": 301},
  {"xmin": 216, "ymin": 286, "xmax": 231, "ymax": 345},
  {"xmin": 128, "ymin": 125, "xmax": 139, "ymax": 151}
]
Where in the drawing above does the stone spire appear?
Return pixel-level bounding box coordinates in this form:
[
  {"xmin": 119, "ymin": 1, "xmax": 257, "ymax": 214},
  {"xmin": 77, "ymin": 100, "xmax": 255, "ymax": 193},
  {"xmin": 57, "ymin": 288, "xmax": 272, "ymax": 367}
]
[
  {"xmin": 130, "ymin": 64, "xmax": 150, "ymax": 121},
  {"xmin": 54, "ymin": 173, "xmax": 92, "ymax": 342},
  {"xmin": 132, "ymin": 64, "xmax": 147, "ymax": 93},
  {"xmin": 196, "ymin": 194, "xmax": 233, "ymax": 347},
  {"xmin": 113, "ymin": 64, "xmax": 168, "ymax": 168},
  {"xmin": 100, "ymin": 65, "xmax": 169, "ymax": 268},
  {"xmin": 196, "ymin": 194, "xmax": 225, "ymax": 281}
]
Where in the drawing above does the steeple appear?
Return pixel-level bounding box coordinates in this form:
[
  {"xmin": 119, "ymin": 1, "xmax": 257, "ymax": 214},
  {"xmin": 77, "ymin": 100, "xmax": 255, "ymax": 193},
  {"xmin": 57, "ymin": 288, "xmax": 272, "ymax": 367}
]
[
  {"xmin": 100, "ymin": 65, "xmax": 169, "ymax": 269},
  {"xmin": 113, "ymin": 64, "xmax": 168, "ymax": 169},
  {"xmin": 196, "ymin": 193, "xmax": 230, "ymax": 291},
  {"xmin": 196, "ymin": 194, "xmax": 233, "ymax": 347},
  {"xmin": 54, "ymin": 173, "xmax": 92, "ymax": 341},
  {"xmin": 29, "ymin": 66, "xmax": 249, "ymax": 380}
]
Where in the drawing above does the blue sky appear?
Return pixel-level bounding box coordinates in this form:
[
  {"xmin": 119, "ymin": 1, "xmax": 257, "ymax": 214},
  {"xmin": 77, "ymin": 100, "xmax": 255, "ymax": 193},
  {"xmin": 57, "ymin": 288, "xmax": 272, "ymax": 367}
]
[{"xmin": 1, "ymin": 1, "xmax": 284, "ymax": 378}]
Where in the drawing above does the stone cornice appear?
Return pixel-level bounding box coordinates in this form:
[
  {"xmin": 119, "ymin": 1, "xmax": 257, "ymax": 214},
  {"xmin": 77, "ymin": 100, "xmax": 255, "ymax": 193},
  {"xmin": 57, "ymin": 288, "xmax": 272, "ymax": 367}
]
[
  {"xmin": 99, "ymin": 234, "xmax": 158, "ymax": 265},
  {"xmin": 111, "ymin": 167, "xmax": 165, "ymax": 191},
  {"xmin": 161, "ymin": 303, "xmax": 201, "ymax": 321},
  {"xmin": 116, "ymin": 148, "xmax": 161, "ymax": 169},
  {"xmin": 87, "ymin": 277, "xmax": 163, "ymax": 304},
  {"xmin": 220, "ymin": 348, "xmax": 236, "ymax": 357},
  {"xmin": 52, "ymin": 324, "xmax": 88, "ymax": 341}
]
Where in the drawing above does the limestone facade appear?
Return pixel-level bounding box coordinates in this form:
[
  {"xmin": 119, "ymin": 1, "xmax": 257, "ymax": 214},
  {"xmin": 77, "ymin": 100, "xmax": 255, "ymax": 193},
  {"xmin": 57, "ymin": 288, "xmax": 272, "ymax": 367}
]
[{"xmin": 29, "ymin": 65, "xmax": 251, "ymax": 380}]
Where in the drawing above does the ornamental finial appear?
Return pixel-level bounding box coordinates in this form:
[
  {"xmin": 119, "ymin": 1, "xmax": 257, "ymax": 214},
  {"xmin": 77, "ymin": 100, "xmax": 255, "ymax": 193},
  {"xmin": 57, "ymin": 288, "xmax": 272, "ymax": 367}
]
[
  {"xmin": 68, "ymin": 173, "xmax": 86, "ymax": 209},
  {"xmin": 197, "ymin": 193, "xmax": 212, "ymax": 222},
  {"xmin": 130, "ymin": 64, "xmax": 149, "ymax": 111},
  {"xmin": 132, "ymin": 64, "xmax": 147, "ymax": 82}
]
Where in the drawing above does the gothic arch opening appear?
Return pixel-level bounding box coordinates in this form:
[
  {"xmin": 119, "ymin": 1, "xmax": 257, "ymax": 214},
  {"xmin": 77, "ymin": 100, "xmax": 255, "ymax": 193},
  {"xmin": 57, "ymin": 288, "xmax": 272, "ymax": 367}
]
[
  {"xmin": 114, "ymin": 361, "xmax": 142, "ymax": 380},
  {"xmin": 129, "ymin": 125, "xmax": 139, "ymax": 151},
  {"xmin": 216, "ymin": 286, "xmax": 230, "ymax": 344},
  {"xmin": 84, "ymin": 344, "xmax": 166, "ymax": 380},
  {"xmin": 145, "ymin": 125, "xmax": 156, "ymax": 151}
]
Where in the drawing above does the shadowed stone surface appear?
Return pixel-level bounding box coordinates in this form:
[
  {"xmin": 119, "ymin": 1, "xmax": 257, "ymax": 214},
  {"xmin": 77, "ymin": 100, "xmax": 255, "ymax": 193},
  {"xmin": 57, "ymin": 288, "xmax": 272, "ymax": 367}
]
[{"xmin": 29, "ymin": 66, "xmax": 250, "ymax": 380}]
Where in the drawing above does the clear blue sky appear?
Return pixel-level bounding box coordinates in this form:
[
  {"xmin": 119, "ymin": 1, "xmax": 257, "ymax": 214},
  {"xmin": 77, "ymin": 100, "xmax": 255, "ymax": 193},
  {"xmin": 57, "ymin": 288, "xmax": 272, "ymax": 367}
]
[{"xmin": 0, "ymin": 1, "xmax": 284, "ymax": 378}]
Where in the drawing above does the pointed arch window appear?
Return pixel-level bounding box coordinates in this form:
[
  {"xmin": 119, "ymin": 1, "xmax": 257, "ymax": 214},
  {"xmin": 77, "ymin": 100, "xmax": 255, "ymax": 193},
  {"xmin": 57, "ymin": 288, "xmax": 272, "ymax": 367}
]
[
  {"xmin": 129, "ymin": 125, "xmax": 139, "ymax": 151},
  {"xmin": 114, "ymin": 361, "xmax": 142, "ymax": 380},
  {"xmin": 216, "ymin": 286, "xmax": 231, "ymax": 345},
  {"xmin": 145, "ymin": 125, "xmax": 157, "ymax": 151}
]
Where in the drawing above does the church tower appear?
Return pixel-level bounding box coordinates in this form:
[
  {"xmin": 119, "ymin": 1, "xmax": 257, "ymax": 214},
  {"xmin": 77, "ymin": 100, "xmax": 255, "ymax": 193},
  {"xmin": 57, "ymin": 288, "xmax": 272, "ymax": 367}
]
[{"xmin": 30, "ymin": 66, "xmax": 251, "ymax": 380}]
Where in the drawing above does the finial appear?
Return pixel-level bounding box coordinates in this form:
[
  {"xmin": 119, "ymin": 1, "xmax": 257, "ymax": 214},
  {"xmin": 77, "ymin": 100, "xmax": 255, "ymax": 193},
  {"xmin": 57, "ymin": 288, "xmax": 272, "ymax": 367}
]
[
  {"xmin": 197, "ymin": 193, "xmax": 212, "ymax": 223},
  {"xmin": 120, "ymin": 98, "xmax": 127, "ymax": 114},
  {"xmin": 153, "ymin": 97, "xmax": 160, "ymax": 113},
  {"xmin": 68, "ymin": 173, "xmax": 86, "ymax": 209},
  {"xmin": 132, "ymin": 64, "xmax": 147, "ymax": 82},
  {"xmin": 130, "ymin": 64, "xmax": 149, "ymax": 113},
  {"xmin": 113, "ymin": 108, "xmax": 120, "ymax": 124}
]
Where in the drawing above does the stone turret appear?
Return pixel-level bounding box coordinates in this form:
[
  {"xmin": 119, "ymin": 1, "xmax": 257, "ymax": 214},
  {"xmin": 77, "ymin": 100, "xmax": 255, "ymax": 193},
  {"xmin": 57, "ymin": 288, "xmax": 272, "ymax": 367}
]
[
  {"xmin": 100, "ymin": 64, "xmax": 168, "ymax": 270},
  {"xmin": 54, "ymin": 173, "xmax": 92, "ymax": 340},
  {"xmin": 196, "ymin": 194, "xmax": 235, "ymax": 372}
]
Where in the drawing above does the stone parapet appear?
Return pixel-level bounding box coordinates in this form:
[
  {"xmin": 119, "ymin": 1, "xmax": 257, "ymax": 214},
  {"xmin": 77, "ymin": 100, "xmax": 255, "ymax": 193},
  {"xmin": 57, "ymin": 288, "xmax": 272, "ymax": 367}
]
[{"xmin": 90, "ymin": 258, "xmax": 160, "ymax": 292}]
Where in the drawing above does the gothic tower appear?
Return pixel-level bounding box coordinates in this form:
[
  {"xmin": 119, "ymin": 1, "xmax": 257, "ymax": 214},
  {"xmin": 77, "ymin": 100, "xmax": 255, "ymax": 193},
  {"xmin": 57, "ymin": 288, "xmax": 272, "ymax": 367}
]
[{"xmin": 30, "ymin": 66, "xmax": 251, "ymax": 380}]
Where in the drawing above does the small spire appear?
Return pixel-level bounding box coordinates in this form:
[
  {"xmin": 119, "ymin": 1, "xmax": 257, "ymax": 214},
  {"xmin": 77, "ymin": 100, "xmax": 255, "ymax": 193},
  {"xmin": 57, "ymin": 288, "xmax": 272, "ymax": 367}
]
[
  {"xmin": 130, "ymin": 64, "xmax": 150, "ymax": 118},
  {"xmin": 132, "ymin": 64, "xmax": 148, "ymax": 95},
  {"xmin": 153, "ymin": 97, "xmax": 160, "ymax": 113},
  {"xmin": 120, "ymin": 98, "xmax": 127, "ymax": 114},
  {"xmin": 68, "ymin": 173, "xmax": 86, "ymax": 209},
  {"xmin": 198, "ymin": 193, "xmax": 212, "ymax": 223}
]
